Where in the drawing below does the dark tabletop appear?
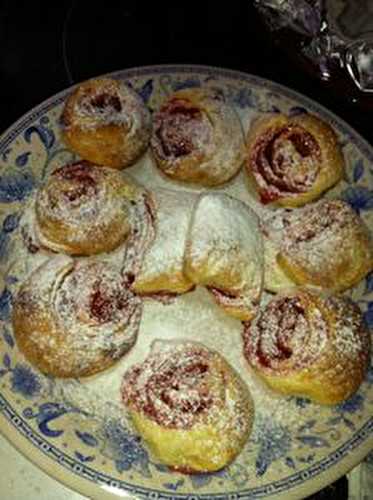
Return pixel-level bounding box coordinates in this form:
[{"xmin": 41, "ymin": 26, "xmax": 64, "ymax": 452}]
[{"xmin": 0, "ymin": 1, "xmax": 359, "ymax": 498}]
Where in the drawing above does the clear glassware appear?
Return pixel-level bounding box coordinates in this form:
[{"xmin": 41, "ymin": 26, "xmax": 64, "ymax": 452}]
[{"xmin": 254, "ymin": 0, "xmax": 373, "ymax": 107}]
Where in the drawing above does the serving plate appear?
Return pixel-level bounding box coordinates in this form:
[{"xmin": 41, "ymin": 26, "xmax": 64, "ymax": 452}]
[{"xmin": 0, "ymin": 65, "xmax": 372, "ymax": 500}]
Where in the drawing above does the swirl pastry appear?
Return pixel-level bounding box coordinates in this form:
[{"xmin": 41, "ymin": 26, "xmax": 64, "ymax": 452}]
[
  {"xmin": 132, "ymin": 188, "xmax": 196, "ymax": 296},
  {"xmin": 32, "ymin": 161, "xmax": 150, "ymax": 256},
  {"xmin": 246, "ymin": 113, "xmax": 345, "ymax": 207},
  {"xmin": 122, "ymin": 340, "xmax": 254, "ymax": 472},
  {"xmin": 243, "ymin": 288, "xmax": 370, "ymax": 404},
  {"xmin": 184, "ymin": 193, "xmax": 263, "ymax": 320},
  {"xmin": 61, "ymin": 78, "xmax": 151, "ymax": 169},
  {"xmin": 150, "ymin": 87, "xmax": 245, "ymax": 187},
  {"xmin": 262, "ymin": 199, "xmax": 373, "ymax": 292},
  {"xmin": 12, "ymin": 256, "xmax": 142, "ymax": 378}
]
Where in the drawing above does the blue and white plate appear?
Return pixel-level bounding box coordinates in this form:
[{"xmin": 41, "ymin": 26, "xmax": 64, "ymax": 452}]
[{"xmin": 0, "ymin": 65, "xmax": 372, "ymax": 500}]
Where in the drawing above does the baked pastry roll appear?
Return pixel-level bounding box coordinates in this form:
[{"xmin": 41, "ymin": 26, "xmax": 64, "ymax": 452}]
[
  {"xmin": 262, "ymin": 199, "xmax": 373, "ymax": 292},
  {"xmin": 31, "ymin": 161, "xmax": 151, "ymax": 256},
  {"xmin": 61, "ymin": 77, "xmax": 151, "ymax": 169},
  {"xmin": 184, "ymin": 193, "xmax": 263, "ymax": 320},
  {"xmin": 132, "ymin": 188, "xmax": 196, "ymax": 296},
  {"xmin": 246, "ymin": 113, "xmax": 345, "ymax": 207},
  {"xmin": 13, "ymin": 256, "xmax": 142, "ymax": 378},
  {"xmin": 121, "ymin": 340, "xmax": 254, "ymax": 473},
  {"xmin": 243, "ymin": 288, "xmax": 370, "ymax": 404},
  {"xmin": 150, "ymin": 87, "xmax": 245, "ymax": 187}
]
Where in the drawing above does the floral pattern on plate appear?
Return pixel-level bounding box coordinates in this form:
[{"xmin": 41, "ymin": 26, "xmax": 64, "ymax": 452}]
[{"xmin": 0, "ymin": 66, "xmax": 372, "ymax": 499}]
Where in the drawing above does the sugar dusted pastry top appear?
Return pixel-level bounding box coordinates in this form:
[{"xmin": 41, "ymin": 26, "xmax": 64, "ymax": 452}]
[
  {"xmin": 185, "ymin": 192, "xmax": 264, "ymax": 320},
  {"xmin": 123, "ymin": 339, "xmax": 253, "ymax": 426},
  {"xmin": 12, "ymin": 256, "xmax": 142, "ymax": 378},
  {"xmin": 151, "ymin": 87, "xmax": 245, "ymax": 187},
  {"xmin": 243, "ymin": 287, "xmax": 370, "ymax": 404},
  {"xmin": 262, "ymin": 199, "xmax": 373, "ymax": 292},
  {"xmin": 133, "ymin": 188, "xmax": 196, "ymax": 295},
  {"xmin": 62, "ymin": 77, "xmax": 152, "ymax": 168},
  {"xmin": 246, "ymin": 113, "xmax": 345, "ymax": 207}
]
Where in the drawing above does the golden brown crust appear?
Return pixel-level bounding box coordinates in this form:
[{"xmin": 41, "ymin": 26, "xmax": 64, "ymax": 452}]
[
  {"xmin": 61, "ymin": 78, "xmax": 151, "ymax": 169},
  {"xmin": 132, "ymin": 189, "xmax": 195, "ymax": 295},
  {"xmin": 243, "ymin": 288, "xmax": 370, "ymax": 404},
  {"xmin": 34, "ymin": 161, "xmax": 144, "ymax": 256},
  {"xmin": 121, "ymin": 340, "xmax": 254, "ymax": 472},
  {"xmin": 246, "ymin": 113, "xmax": 345, "ymax": 207},
  {"xmin": 263, "ymin": 199, "xmax": 373, "ymax": 292},
  {"xmin": 150, "ymin": 88, "xmax": 245, "ymax": 187},
  {"xmin": 184, "ymin": 193, "xmax": 264, "ymax": 321},
  {"xmin": 13, "ymin": 257, "xmax": 142, "ymax": 378}
]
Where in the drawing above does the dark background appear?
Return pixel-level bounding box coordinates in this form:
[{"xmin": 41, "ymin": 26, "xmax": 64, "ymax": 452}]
[
  {"xmin": 0, "ymin": 0, "xmax": 372, "ymax": 146},
  {"xmin": 0, "ymin": 1, "xmax": 357, "ymax": 498}
]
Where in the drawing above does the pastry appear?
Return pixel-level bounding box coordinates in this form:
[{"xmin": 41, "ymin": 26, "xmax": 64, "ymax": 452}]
[
  {"xmin": 262, "ymin": 199, "xmax": 373, "ymax": 292},
  {"xmin": 32, "ymin": 161, "xmax": 151, "ymax": 256},
  {"xmin": 61, "ymin": 77, "xmax": 151, "ymax": 169},
  {"xmin": 132, "ymin": 188, "xmax": 196, "ymax": 296},
  {"xmin": 150, "ymin": 87, "xmax": 245, "ymax": 186},
  {"xmin": 246, "ymin": 113, "xmax": 345, "ymax": 207},
  {"xmin": 121, "ymin": 340, "xmax": 254, "ymax": 473},
  {"xmin": 243, "ymin": 288, "xmax": 370, "ymax": 404},
  {"xmin": 184, "ymin": 192, "xmax": 263, "ymax": 320},
  {"xmin": 12, "ymin": 256, "xmax": 142, "ymax": 378}
]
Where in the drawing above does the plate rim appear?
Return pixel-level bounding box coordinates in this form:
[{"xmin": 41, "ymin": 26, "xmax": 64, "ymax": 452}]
[{"xmin": 0, "ymin": 63, "xmax": 372, "ymax": 500}]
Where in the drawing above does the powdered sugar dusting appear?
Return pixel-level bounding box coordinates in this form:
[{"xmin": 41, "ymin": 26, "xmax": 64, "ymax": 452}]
[
  {"xmin": 133, "ymin": 188, "xmax": 196, "ymax": 293},
  {"xmin": 262, "ymin": 199, "xmax": 373, "ymax": 290},
  {"xmin": 122, "ymin": 339, "xmax": 253, "ymax": 445},
  {"xmin": 16, "ymin": 256, "xmax": 142, "ymax": 376},
  {"xmin": 151, "ymin": 88, "xmax": 245, "ymax": 185},
  {"xmin": 185, "ymin": 192, "xmax": 263, "ymax": 319},
  {"xmin": 244, "ymin": 291, "xmax": 328, "ymax": 374},
  {"xmin": 243, "ymin": 289, "xmax": 370, "ymax": 391},
  {"xmin": 66, "ymin": 79, "xmax": 151, "ymax": 137}
]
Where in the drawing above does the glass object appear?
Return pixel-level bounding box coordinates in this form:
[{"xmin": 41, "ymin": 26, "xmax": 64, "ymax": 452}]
[{"xmin": 254, "ymin": 0, "xmax": 373, "ymax": 107}]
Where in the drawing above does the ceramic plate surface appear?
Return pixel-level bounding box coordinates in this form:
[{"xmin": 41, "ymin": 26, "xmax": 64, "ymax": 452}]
[{"xmin": 0, "ymin": 65, "xmax": 372, "ymax": 500}]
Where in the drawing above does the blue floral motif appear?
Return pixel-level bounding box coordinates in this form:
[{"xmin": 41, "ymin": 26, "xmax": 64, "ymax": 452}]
[
  {"xmin": 0, "ymin": 171, "xmax": 34, "ymax": 203},
  {"xmin": 172, "ymin": 78, "xmax": 201, "ymax": 91},
  {"xmin": 10, "ymin": 364, "xmax": 42, "ymax": 399},
  {"xmin": 137, "ymin": 79, "xmax": 154, "ymax": 104},
  {"xmin": 232, "ymin": 88, "xmax": 256, "ymax": 109},
  {"xmin": 190, "ymin": 473, "xmax": 214, "ymax": 489},
  {"xmin": 74, "ymin": 451, "xmax": 95, "ymax": 463},
  {"xmin": 2, "ymin": 327, "xmax": 14, "ymax": 348},
  {"xmin": 23, "ymin": 402, "xmax": 78, "ymax": 437},
  {"xmin": 353, "ymin": 159, "xmax": 365, "ymax": 183},
  {"xmin": 363, "ymin": 302, "xmax": 373, "ymax": 329},
  {"xmin": 365, "ymin": 273, "xmax": 373, "ymax": 294},
  {"xmin": 341, "ymin": 186, "xmax": 373, "ymax": 213},
  {"xmin": 3, "ymin": 213, "xmax": 20, "ymax": 233},
  {"xmin": 288, "ymin": 106, "xmax": 308, "ymax": 116},
  {"xmin": 15, "ymin": 152, "xmax": 31, "ymax": 167},
  {"xmin": 0, "ymin": 232, "xmax": 9, "ymax": 261},
  {"xmin": 366, "ymin": 364, "xmax": 373, "ymax": 384},
  {"xmin": 100, "ymin": 420, "xmax": 150, "ymax": 476},
  {"xmin": 75, "ymin": 430, "xmax": 98, "ymax": 447},
  {"xmin": 0, "ymin": 215, "xmax": 19, "ymax": 261},
  {"xmin": 335, "ymin": 393, "xmax": 364, "ymax": 414},
  {"xmin": 0, "ymin": 288, "xmax": 12, "ymax": 321},
  {"xmin": 24, "ymin": 122, "xmax": 55, "ymax": 150},
  {"xmin": 1, "ymin": 148, "xmax": 11, "ymax": 162},
  {"xmin": 296, "ymin": 435, "xmax": 330, "ymax": 448},
  {"xmin": 285, "ymin": 456, "xmax": 296, "ymax": 469},
  {"xmin": 3, "ymin": 353, "xmax": 11, "ymax": 368},
  {"xmin": 163, "ymin": 479, "xmax": 184, "ymax": 491},
  {"xmin": 255, "ymin": 419, "xmax": 291, "ymax": 476}
]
